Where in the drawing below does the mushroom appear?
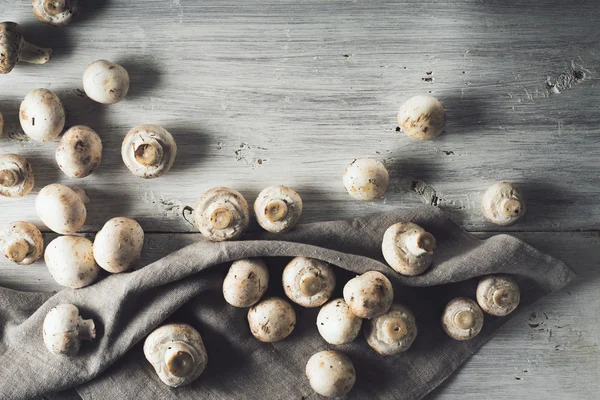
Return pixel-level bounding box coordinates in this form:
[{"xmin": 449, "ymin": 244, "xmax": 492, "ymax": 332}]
[
  {"xmin": 56, "ymin": 125, "xmax": 102, "ymax": 178},
  {"xmin": 42, "ymin": 304, "xmax": 96, "ymax": 356},
  {"xmin": 482, "ymin": 181, "xmax": 526, "ymax": 226},
  {"xmin": 382, "ymin": 222, "xmax": 436, "ymax": 276},
  {"xmin": 316, "ymin": 298, "xmax": 362, "ymax": 345},
  {"xmin": 143, "ymin": 323, "xmax": 208, "ymax": 388},
  {"xmin": 397, "ymin": 95, "xmax": 446, "ymax": 141},
  {"xmin": 44, "ymin": 236, "xmax": 100, "ymax": 288},
  {"xmin": 364, "ymin": 304, "xmax": 417, "ymax": 355},
  {"xmin": 343, "ymin": 271, "xmax": 393, "ymax": 319},
  {"xmin": 0, "ymin": 154, "xmax": 35, "ymax": 198},
  {"xmin": 254, "ymin": 185, "xmax": 303, "ymax": 233},
  {"xmin": 121, "ymin": 124, "xmax": 177, "ymax": 179},
  {"xmin": 0, "ymin": 22, "xmax": 52, "ymax": 74},
  {"xmin": 36, "ymin": 184, "xmax": 87, "ymax": 234},
  {"xmin": 0, "ymin": 221, "xmax": 43, "ymax": 265},
  {"xmin": 82, "ymin": 60, "xmax": 130, "ymax": 104},
  {"xmin": 223, "ymin": 258, "xmax": 269, "ymax": 308},
  {"xmin": 305, "ymin": 350, "xmax": 356, "ymax": 398},
  {"xmin": 282, "ymin": 257, "xmax": 335, "ymax": 308},
  {"xmin": 32, "ymin": 0, "xmax": 80, "ymax": 26},
  {"xmin": 442, "ymin": 297, "xmax": 484, "ymax": 341},
  {"xmin": 193, "ymin": 187, "xmax": 250, "ymax": 242},
  {"xmin": 476, "ymin": 275, "xmax": 520, "ymax": 316},
  {"xmin": 19, "ymin": 88, "xmax": 66, "ymax": 142},
  {"xmin": 93, "ymin": 217, "xmax": 144, "ymax": 273},
  {"xmin": 343, "ymin": 158, "xmax": 389, "ymax": 201},
  {"xmin": 247, "ymin": 297, "xmax": 296, "ymax": 342}
]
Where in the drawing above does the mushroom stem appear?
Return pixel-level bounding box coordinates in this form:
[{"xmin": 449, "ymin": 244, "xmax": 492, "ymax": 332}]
[
  {"xmin": 210, "ymin": 207, "xmax": 233, "ymax": 229},
  {"xmin": 493, "ymin": 287, "xmax": 512, "ymax": 308},
  {"xmin": 300, "ymin": 274, "xmax": 322, "ymax": 297},
  {"xmin": 500, "ymin": 198, "xmax": 522, "ymax": 218},
  {"xmin": 164, "ymin": 342, "xmax": 195, "ymax": 377},
  {"xmin": 72, "ymin": 186, "xmax": 90, "ymax": 204},
  {"xmin": 44, "ymin": 0, "xmax": 68, "ymax": 15},
  {"xmin": 382, "ymin": 317, "xmax": 408, "ymax": 342},
  {"xmin": 264, "ymin": 200, "xmax": 288, "ymax": 222},
  {"xmin": 19, "ymin": 41, "xmax": 52, "ymax": 65},
  {"xmin": 404, "ymin": 231, "xmax": 436, "ymax": 256},
  {"xmin": 0, "ymin": 169, "xmax": 18, "ymax": 187},
  {"xmin": 78, "ymin": 317, "xmax": 96, "ymax": 341},
  {"xmin": 454, "ymin": 310, "xmax": 475, "ymax": 330},
  {"xmin": 6, "ymin": 239, "xmax": 30, "ymax": 263},
  {"xmin": 134, "ymin": 143, "xmax": 161, "ymax": 167}
]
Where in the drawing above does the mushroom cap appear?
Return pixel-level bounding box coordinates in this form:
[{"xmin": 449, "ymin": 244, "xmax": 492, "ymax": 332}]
[
  {"xmin": 223, "ymin": 258, "xmax": 269, "ymax": 308},
  {"xmin": 36, "ymin": 184, "xmax": 87, "ymax": 234},
  {"xmin": 316, "ymin": 298, "xmax": 362, "ymax": 345},
  {"xmin": 0, "ymin": 221, "xmax": 43, "ymax": 265},
  {"xmin": 254, "ymin": 185, "xmax": 303, "ymax": 233},
  {"xmin": 44, "ymin": 236, "xmax": 100, "ymax": 289},
  {"xmin": 0, "ymin": 153, "xmax": 35, "ymax": 198},
  {"xmin": 143, "ymin": 323, "xmax": 208, "ymax": 387},
  {"xmin": 82, "ymin": 60, "xmax": 130, "ymax": 104},
  {"xmin": 19, "ymin": 88, "xmax": 66, "ymax": 142},
  {"xmin": 282, "ymin": 257, "xmax": 336, "ymax": 308},
  {"xmin": 0, "ymin": 22, "xmax": 22, "ymax": 74},
  {"xmin": 343, "ymin": 158, "xmax": 389, "ymax": 201},
  {"xmin": 343, "ymin": 271, "xmax": 394, "ymax": 319},
  {"xmin": 194, "ymin": 187, "xmax": 250, "ymax": 242},
  {"xmin": 382, "ymin": 222, "xmax": 436, "ymax": 276},
  {"xmin": 43, "ymin": 304, "xmax": 96, "ymax": 356},
  {"xmin": 397, "ymin": 95, "xmax": 446, "ymax": 141},
  {"xmin": 364, "ymin": 303, "xmax": 417, "ymax": 355},
  {"xmin": 93, "ymin": 217, "xmax": 144, "ymax": 273},
  {"xmin": 442, "ymin": 297, "xmax": 484, "ymax": 341},
  {"xmin": 32, "ymin": 0, "xmax": 80, "ymax": 26},
  {"xmin": 56, "ymin": 125, "xmax": 103, "ymax": 178},
  {"xmin": 305, "ymin": 350, "xmax": 356, "ymax": 398},
  {"xmin": 121, "ymin": 124, "xmax": 177, "ymax": 179},
  {"xmin": 476, "ymin": 275, "xmax": 520, "ymax": 316},
  {"xmin": 482, "ymin": 181, "xmax": 526, "ymax": 226},
  {"xmin": 247, "ymin": 297, "xmax": 296, "ymax": 342}
]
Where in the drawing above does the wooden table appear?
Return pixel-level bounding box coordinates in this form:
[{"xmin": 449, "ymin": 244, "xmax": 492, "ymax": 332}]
[{"xmin": 1, "ymin": 0, "xmax": 598, "ymax": 398}]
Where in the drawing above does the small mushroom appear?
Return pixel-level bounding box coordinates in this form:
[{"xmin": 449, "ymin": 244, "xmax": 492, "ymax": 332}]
[
  {"xmin": 482, "ymin": 181, "xmax": 526, "ymax": 226},
  {"xmin": 32, "ymin": 0, "xmax": 80, "ymax": 26},
  {"xmin": 305, "ymin": 350, "xmax": 356, "ymax": 398},
  {"xmin": 19, "ymin": 88, "xmax": 66, "ymax": 142},
  {"xmin": 0, "ymin": 22, "xmax": 52, "ymax": 74},
  {"xmin": 36, "ymin": 184, "xmax": 86, "ymax": 234},
  {"xmin": 282, "ymin": 257, "xmax": 335, "ymax": 308},
  {"xmin": 0, "ymin": 221, "xmax": 43, "ymax": 265},
  {"xmin": 316, "ymin": 298, "xmax": 362, "ymax": 345},
  {"xmin": 254, "ymin": 185, "xmax": 303, "ymax": 233},
  {"xmin": 193, "ymin": 187, "xmax": 249, "ymax": 242},
  {"xmin": 44, "ymin": 236, "xmax": 100, "ymax": 288},
  {"xmin": 343, "ymin": 271, "xmax": 393, "ymax": 319},
  {"xmin": 382, "ymin": 222, "xmax": 436, "ymax": 276},
  {"xmin": 121, "ymin": 124, "xmax": 177, "ymax": 179},
  {"xmin": 82, "ymin": 60, "xmax": 130, "ymax": 104},
  {"xmin": 364, "ymin": 304, "xmax": 417, "ymax": 355},
  {"xmin": 442, "ymin": 297, "xmax": 484, "ymax": 341},
  {"xmin": 56, "ymin": 125, "xmax": 102, "ymax": 178},
  {"xmin": 0, "ymin": 154, "xmax": 34, "ymax": 198},
  {"xmin": 247, "ymin": 297, "xmax": 296, "ymax": 342},
  {"xmin": 223, "ymin": 258, "xmax": 269, "ymax": 308},
  {"xmin": 343, "ymin": 158, "xmax": 389, "ymax": 201},
  {"xmin": 42, "ymin": 304, "xmax": 96, "ymax": 356},
  {"xmin": 93, "ymin": 217, "xmax": 144, "ymax": 273},
  {"xmin": 143, "ymin": 323, "xmax": 208, "ymax": 388},
  {"xmin": 476, "ymin": 275, "xmax": 520, "ymax": 316},
  {"xmin": 397, "ymin": 95, "xmax": 446, "ymax": 141}
]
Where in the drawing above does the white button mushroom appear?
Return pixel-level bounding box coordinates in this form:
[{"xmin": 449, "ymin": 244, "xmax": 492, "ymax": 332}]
[
  {"xmin": 19, "ymin": 88, "xmax": 66, "ymax": 142},
  {"xmin": 36, "ymin": 184, "xmax": 87, "ymax": 234},
  {"xmin": 305, "ymin": 350, "xmax": 356, "ymax": 398},
  {"xmin": 316, "ymin": 299, "xmax": 362, "ymax": 345},
  {"xmin": 223, "ymin": 258, "xmax": 269, "ymax": 308},
  {"xmin": 0, "ymin": 22, "xmax": 52, "ymax": 74},
  {"xmin": 43, "ymin": 304, "xmax": 96, "ymax": 356},
  {"xmin": 143, "ymin": 323, "xmax": 208, "ymax": 388},
  {"xmin": 93, "ymin": 217, "xmax": 144, "ymax": 273},
  {"xmin": 0, "ymin": 154, "xmax": 34, "ymax": 198},
  {"xmin": 476, "ymin": 275, "xmax": 520, "ymax": 316},
  {"xmin": 442, "ymin": 297, "xmax": 484, "ymax": 341},
  {"xmin": 247, "ymin": 297, "xmax": 296, "ymax": 342},
  {"xmin": 397, "ymin": 95, "xmax": 446, "ymax": 141},
  {"xmin": 32, "ymin": 0, "xmax": 80, "ymax": 26},
  {"xmin": 254, "ymin": 185, "xmax": 303, "ymax": 233},
  {"xmin": 56, "ymin": 125, "xmax": 103, "ymax": 178},
  {"xmin": 343, "ymin": 158, "xmax": 390, "ymax": 201},
  {"xmin": 282, "ymin": 257, "xmax": 336, "ymax": 308},
  {"xmin": 82, "ymin": 60, "xmax": 130, "ymax": 104},
  {"xmin": 364, "ymin": 304, "xmax": 417, "ymax": 355},
  {"xmin": 343, "ymin": 271, "xmax": 394, "ymax": 319},
  {"xmin": 0, "ymin": 221, "xmax": 43, "ymax": 265},
  {"xmin": 482, "ymin": 181, "xmax": 526, "ymax": 226},
  {"xmin": 121, "ymin": 124, "xmax": 177, "ymax": 179},
  {"xmin": 194, "ymin": 187, "xmax": 250, "ymax": 242},
  {"xmin": 44, "ymin": 236, "xmax": 100, "ymax": 289},
  {"xmin": 382, "ymin": 222, "xmax": 436, "ymax": 276}
]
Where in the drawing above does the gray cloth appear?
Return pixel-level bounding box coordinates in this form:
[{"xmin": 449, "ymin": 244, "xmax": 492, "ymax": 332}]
[{"xmin": 0, "ymin": 206, "xmax": 574, "ymax": 400}]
